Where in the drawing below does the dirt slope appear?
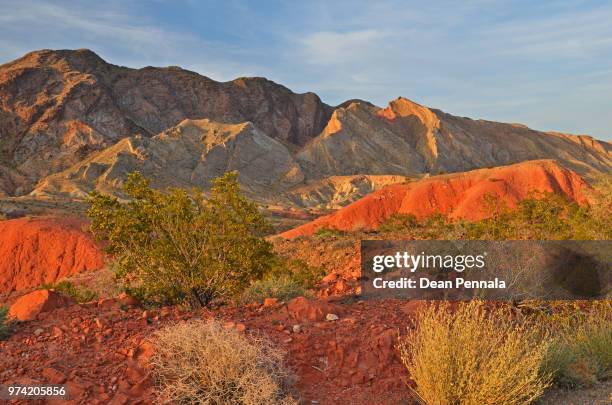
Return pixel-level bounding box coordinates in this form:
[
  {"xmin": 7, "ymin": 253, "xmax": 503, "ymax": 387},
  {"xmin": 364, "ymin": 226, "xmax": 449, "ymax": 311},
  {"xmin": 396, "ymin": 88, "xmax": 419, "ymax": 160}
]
[
  {"xmin": 280, "ymin": 160, "xmax": 589, "ymax": 238},
  {"xmin": 0, "ymin": 216, "xmax": 105, "ymax": 294}
]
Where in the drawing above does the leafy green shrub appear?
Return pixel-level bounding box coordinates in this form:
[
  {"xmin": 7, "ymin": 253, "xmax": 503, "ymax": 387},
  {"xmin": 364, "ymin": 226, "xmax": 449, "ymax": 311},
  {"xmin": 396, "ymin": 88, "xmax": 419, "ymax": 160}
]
[
  {"xmin": 398, "ymin": 301, "xmax": 551, "ymax": 405},
  {"xmin": 151, "ymin": 319, "xmax": 296, "ymax": 404},
  {"xmin": 40, "ymin": 281, "xmax": 98, "ymax": 303},
  {"xmin": 87, "ymin": 171, "xmax": 274, "ymax": 307},
  {"xmin": 276, "ymin": 259, "xmax": 325, "ymax": 289},
  {"xmin": 314, "ymin": 227, "xmax": 345, "ymax": 239},
  {"xmin": 0, "ymin": 306, "xmax": 15, "ymax": 340},
  {"xmin": 241, "ymin": 275, "xmax": 306, "ymax": 304},
  {"xmin": 241, "ymin": 259, "xmax": 323, "ymax": 303}
]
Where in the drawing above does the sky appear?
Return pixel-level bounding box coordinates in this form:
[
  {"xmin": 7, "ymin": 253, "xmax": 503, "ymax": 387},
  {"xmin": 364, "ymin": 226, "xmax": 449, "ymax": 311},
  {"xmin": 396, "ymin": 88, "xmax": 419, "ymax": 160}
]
[{"xmin": 1, "ymin": 0, "xmax": 611, "ymax": 140}]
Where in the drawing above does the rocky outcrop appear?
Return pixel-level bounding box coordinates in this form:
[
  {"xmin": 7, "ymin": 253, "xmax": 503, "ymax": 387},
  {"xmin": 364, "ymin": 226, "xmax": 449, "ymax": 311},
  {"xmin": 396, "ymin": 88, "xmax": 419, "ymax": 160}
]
[
  {"xmin": 32, "ymin": 119, "xmax": 305, "ymax": 199},
  {"xmin": 280, "ymin": 160, "xmax": 590, "ymax": 238},
  {"xmin": 284, "ymin": 174, "xmax": 411, "ymax": 208},
  {"xmin": 297, "ymin": 98, "xmax": 611, "ymax": 180},
  {"xmin": 0, "ymin": 49, "xmax": 332, "ymax": 194},
  {"xmin": 0, "ymin": 216, "xmax": 105, "ymax": 293},
  {"xmin": 0, "ymin": 49, "xmax": 610, "ymax": 208}
]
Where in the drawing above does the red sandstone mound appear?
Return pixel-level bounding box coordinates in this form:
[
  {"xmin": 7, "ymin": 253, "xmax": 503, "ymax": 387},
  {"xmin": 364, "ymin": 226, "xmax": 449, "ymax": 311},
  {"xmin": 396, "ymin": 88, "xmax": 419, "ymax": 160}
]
[
  {"xmin": 280, "ymin": 160, "xmax": 589, "ymax": 238},
  {"xmin": 0, "ymin": 216, "xmax": 105, "ymax": 294}
]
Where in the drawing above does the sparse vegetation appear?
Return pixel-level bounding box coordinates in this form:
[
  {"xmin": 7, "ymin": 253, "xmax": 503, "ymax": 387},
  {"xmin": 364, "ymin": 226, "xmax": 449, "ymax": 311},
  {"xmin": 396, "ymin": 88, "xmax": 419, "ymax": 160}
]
[
  {"xmin": 540, "ymin": 302, "xmax": 612, "ymax": 387},
  {"xmin": 151, "ymin": 319, "xmax": 296, "ymax": 405},
  {"xmin": 314, "ymin": 227, "xmax": 346, "ymax": 239},
  {"xmin": 40, "ymin": 280, "xmax": 98, "ymax": 303},
  {"xmin": 0, "ymin": 306, "xmax": 15, "ymax": 340},
  {"xmin": 241, "ymin": 259, "xmax": 324, "ymax": 303},
  {"xmin": 378, "ymin": 183, "xmax": 612, "ymax": 240},
  {"xmin": 87, "ymin": 171, "xmax": 274, "ymax": 307},
  {"xmin": 378, "ymin": 213, "xmax": 418, "ymax": 233},
  {"xmin": 398, "ymin": 301, "xmax": 552, "ymax": 405},
  {"xmin": 241, "ymin": 275, "xmax": 306, "ymax": 304}
]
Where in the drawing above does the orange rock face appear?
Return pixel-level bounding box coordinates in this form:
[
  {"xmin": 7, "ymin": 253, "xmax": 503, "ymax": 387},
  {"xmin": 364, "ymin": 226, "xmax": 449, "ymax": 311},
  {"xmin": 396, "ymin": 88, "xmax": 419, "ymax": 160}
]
[
  {"xmin": 0, "ymin": 216, "xmax": 105, "ymax": 294},
  {"xmin": 280, "ymin": 160, "xmax": 589, "ymax": 238},
  {"xmin": 8, "ymin": 289, "xmax": 75, "ymax": 321}
]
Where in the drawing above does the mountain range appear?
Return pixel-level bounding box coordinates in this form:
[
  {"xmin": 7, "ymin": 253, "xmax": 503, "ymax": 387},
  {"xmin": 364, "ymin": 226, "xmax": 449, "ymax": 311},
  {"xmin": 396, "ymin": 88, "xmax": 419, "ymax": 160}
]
[{"xmin": 0, "ymin": 49, "xmax": 610, "ymax": 209}]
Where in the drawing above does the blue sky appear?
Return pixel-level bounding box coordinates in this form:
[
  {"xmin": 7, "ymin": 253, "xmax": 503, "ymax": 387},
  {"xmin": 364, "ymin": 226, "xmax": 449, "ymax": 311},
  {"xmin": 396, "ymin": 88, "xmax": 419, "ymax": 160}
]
[{"xmin": 1, "ymin": 0, "xmax": 611, "ymax": 140}]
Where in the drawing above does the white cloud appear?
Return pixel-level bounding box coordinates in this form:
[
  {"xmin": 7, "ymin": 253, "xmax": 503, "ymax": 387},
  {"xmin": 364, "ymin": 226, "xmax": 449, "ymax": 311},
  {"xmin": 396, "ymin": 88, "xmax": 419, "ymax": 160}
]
[{"xmin": 300, "ymin": 30, "xmax": 391, "ymax": 65}]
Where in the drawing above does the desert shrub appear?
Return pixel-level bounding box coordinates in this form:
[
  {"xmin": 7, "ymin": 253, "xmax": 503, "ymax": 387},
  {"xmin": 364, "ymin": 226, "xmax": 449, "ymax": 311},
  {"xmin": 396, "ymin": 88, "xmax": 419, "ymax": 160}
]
[
  {"xmin": 151, "ymin": 319, "xmax": 296, "ymax": 405},
  {"xmin": 276, "ymin": 259, "xmax": 325, "ymax": 289},
  {"xmin": 398, "ymin": 301, "xmax": 551, "ymax": 405},
  {"xmin": 314, "ymin": 227, "xmax": 345, "ymax": 239},
  {"xmin": 372, "ymin": 178, "xmax": 612, "ymax": 240},
  {"xmin": 0, "ymin": 306, "xmax": 15, "ymax": 340},
  {"xmin": 379, "ymin": 213, "xmax": 418, "ymax": 233},
  {"xmin": 241, "ymin": 275, "xmax": 306, "ymax": 304},
  {"xmin": 541, "ymin": 302, "xmax": 612, "ymax": 387},
  {"xmin": 40, "ymin": 280, "xmax": 98, "ymax": 303},
  {"xmin": 87, "ymin": 171, "xmax": 274, "ymax": 307},
  {"xmin": 241, "ymin": 259, "xmax": 323, "ymax": 303}
]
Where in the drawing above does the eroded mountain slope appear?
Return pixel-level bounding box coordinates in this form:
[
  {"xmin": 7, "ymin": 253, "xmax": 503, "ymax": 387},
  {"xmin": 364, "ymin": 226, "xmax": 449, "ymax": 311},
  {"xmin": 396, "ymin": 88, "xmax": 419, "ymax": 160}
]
[{"xmin": 280, "ymin": 160, "xmax": 589, "ymax": 238}]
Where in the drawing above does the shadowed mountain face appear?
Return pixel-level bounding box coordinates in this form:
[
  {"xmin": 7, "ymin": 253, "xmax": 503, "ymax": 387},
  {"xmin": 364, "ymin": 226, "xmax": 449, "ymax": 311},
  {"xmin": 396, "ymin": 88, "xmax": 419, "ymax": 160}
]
[
  {"xmin": 0, "ymin": 49, "xmax": 610, "ymax": 207},
  {"xmin": 0, "ymin": 49, "xmax": 332, "ymax": 195}
]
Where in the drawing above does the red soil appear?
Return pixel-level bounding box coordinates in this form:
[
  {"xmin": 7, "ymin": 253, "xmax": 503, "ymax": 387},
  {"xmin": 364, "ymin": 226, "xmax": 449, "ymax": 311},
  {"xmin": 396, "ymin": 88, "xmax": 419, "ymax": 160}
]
[
  {"xmin": 0, "ymin": 296, "xmax": 420, "ymax": 404},
  {"xmin": 0, "ymin": 216, "xmax": 105, "ymax": 294},
  {"xmin": 280, "ymin": 160, "xmax": 589, "ymax": 238}
]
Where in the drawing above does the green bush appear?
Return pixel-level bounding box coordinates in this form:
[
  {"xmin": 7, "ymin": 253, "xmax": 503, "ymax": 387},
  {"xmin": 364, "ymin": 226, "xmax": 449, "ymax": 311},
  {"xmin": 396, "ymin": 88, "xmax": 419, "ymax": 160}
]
[
  {"xmin": 241, "ymin": 259, "xmax": 323, "ymax": 304},
  {"xmin": 40, "ymin": 281, "xmax": 98, "ymax": 303},
  {"xmin": 0, "ymin": 306, "xmax": 15, "ymax": 340},
  {"xmin": 379, "ymin": 213, "xmax": 418, "ymax": 233},
  {"xmin": 241, "ymin": 275, "xmax": 306, "ymax": 304},
  {"xmin": 314, "ymin": 227, "xmax": 345, "ymax": 239},
  {"xmin": 87, "ymin": 171, "xmax": 274, "ymax": 307}
]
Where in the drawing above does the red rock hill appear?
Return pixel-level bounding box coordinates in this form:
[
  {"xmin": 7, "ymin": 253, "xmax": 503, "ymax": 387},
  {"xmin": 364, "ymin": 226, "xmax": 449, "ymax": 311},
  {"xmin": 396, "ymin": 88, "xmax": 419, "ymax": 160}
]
[
  {"xmin": 280, "ymin": 160, "xmax": 589, "ymax": 238},
  {"xmin": 0, "ymin": 216, "xmax": 105, "ymax": 294}
]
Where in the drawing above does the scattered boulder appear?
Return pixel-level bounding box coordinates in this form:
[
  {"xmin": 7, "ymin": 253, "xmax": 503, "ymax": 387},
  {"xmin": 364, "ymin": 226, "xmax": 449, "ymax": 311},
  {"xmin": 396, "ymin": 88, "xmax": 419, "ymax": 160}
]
[
  {"xmin": 42, "ymin": 367, "xmax": 67, "ymax": 384},
  {"xmin": 8, "ymin": 289, "xmax": 75, "ymax": 321},
  {"xmin": 287, "ymin": 296, "xmax": 341, "ymax": 323},
  {"xmin": 326, "ymin": 313, "xmax": 339, "ymax": 322},
  {"xmin": 263, "ymin": 297, "xmax": 280, "ymax": 308},
  {"xmin": 118, "ymin": 293, "xmax": 140, "ymax": 307}
]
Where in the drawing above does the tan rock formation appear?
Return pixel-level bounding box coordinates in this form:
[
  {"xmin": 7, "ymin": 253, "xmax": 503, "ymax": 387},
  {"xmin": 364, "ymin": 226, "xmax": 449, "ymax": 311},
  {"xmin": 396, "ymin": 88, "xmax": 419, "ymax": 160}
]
[
  {"xmin": 0, "ymin": 49, "xmax": 609, "ymax": 209},
  {"xmin": 297, "ymin": 97, "xmax": 611, "ymax": 180},
  {"xmin": 0, "ymin": 49, "xmax": 331, "ymax": 194}
]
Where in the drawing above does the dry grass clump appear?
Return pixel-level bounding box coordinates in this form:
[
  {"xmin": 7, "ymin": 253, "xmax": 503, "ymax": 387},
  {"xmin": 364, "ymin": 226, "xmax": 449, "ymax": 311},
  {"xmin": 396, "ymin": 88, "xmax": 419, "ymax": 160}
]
[
  {"xmin": 398, "ymin": 301, "xmax": 551, "ymax": 405},
  {"xmin": 541, "ymin": 301, "xmax": 612, "ymax": 387},
  {"xmin": 151, "ymin": 319, "xmax": 296, "ymax": 405}
]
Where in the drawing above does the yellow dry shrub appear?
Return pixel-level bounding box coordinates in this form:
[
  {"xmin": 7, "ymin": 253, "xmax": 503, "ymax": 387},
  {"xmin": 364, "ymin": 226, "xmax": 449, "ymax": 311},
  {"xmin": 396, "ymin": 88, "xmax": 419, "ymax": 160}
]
[
  {"xmin": 398, "ymin": 301, "xmax": 552, "ymax": 405},
  {"xmin": 151, "ymin": 319, "xmax": 296, "ymax": 405}
]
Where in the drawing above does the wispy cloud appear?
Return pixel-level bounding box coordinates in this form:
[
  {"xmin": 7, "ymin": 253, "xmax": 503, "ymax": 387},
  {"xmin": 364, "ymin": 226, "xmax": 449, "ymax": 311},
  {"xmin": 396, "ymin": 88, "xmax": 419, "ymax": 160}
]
[{"xmin": 0, "ymin": 0, "xmax": 610, "ymax": 139}]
